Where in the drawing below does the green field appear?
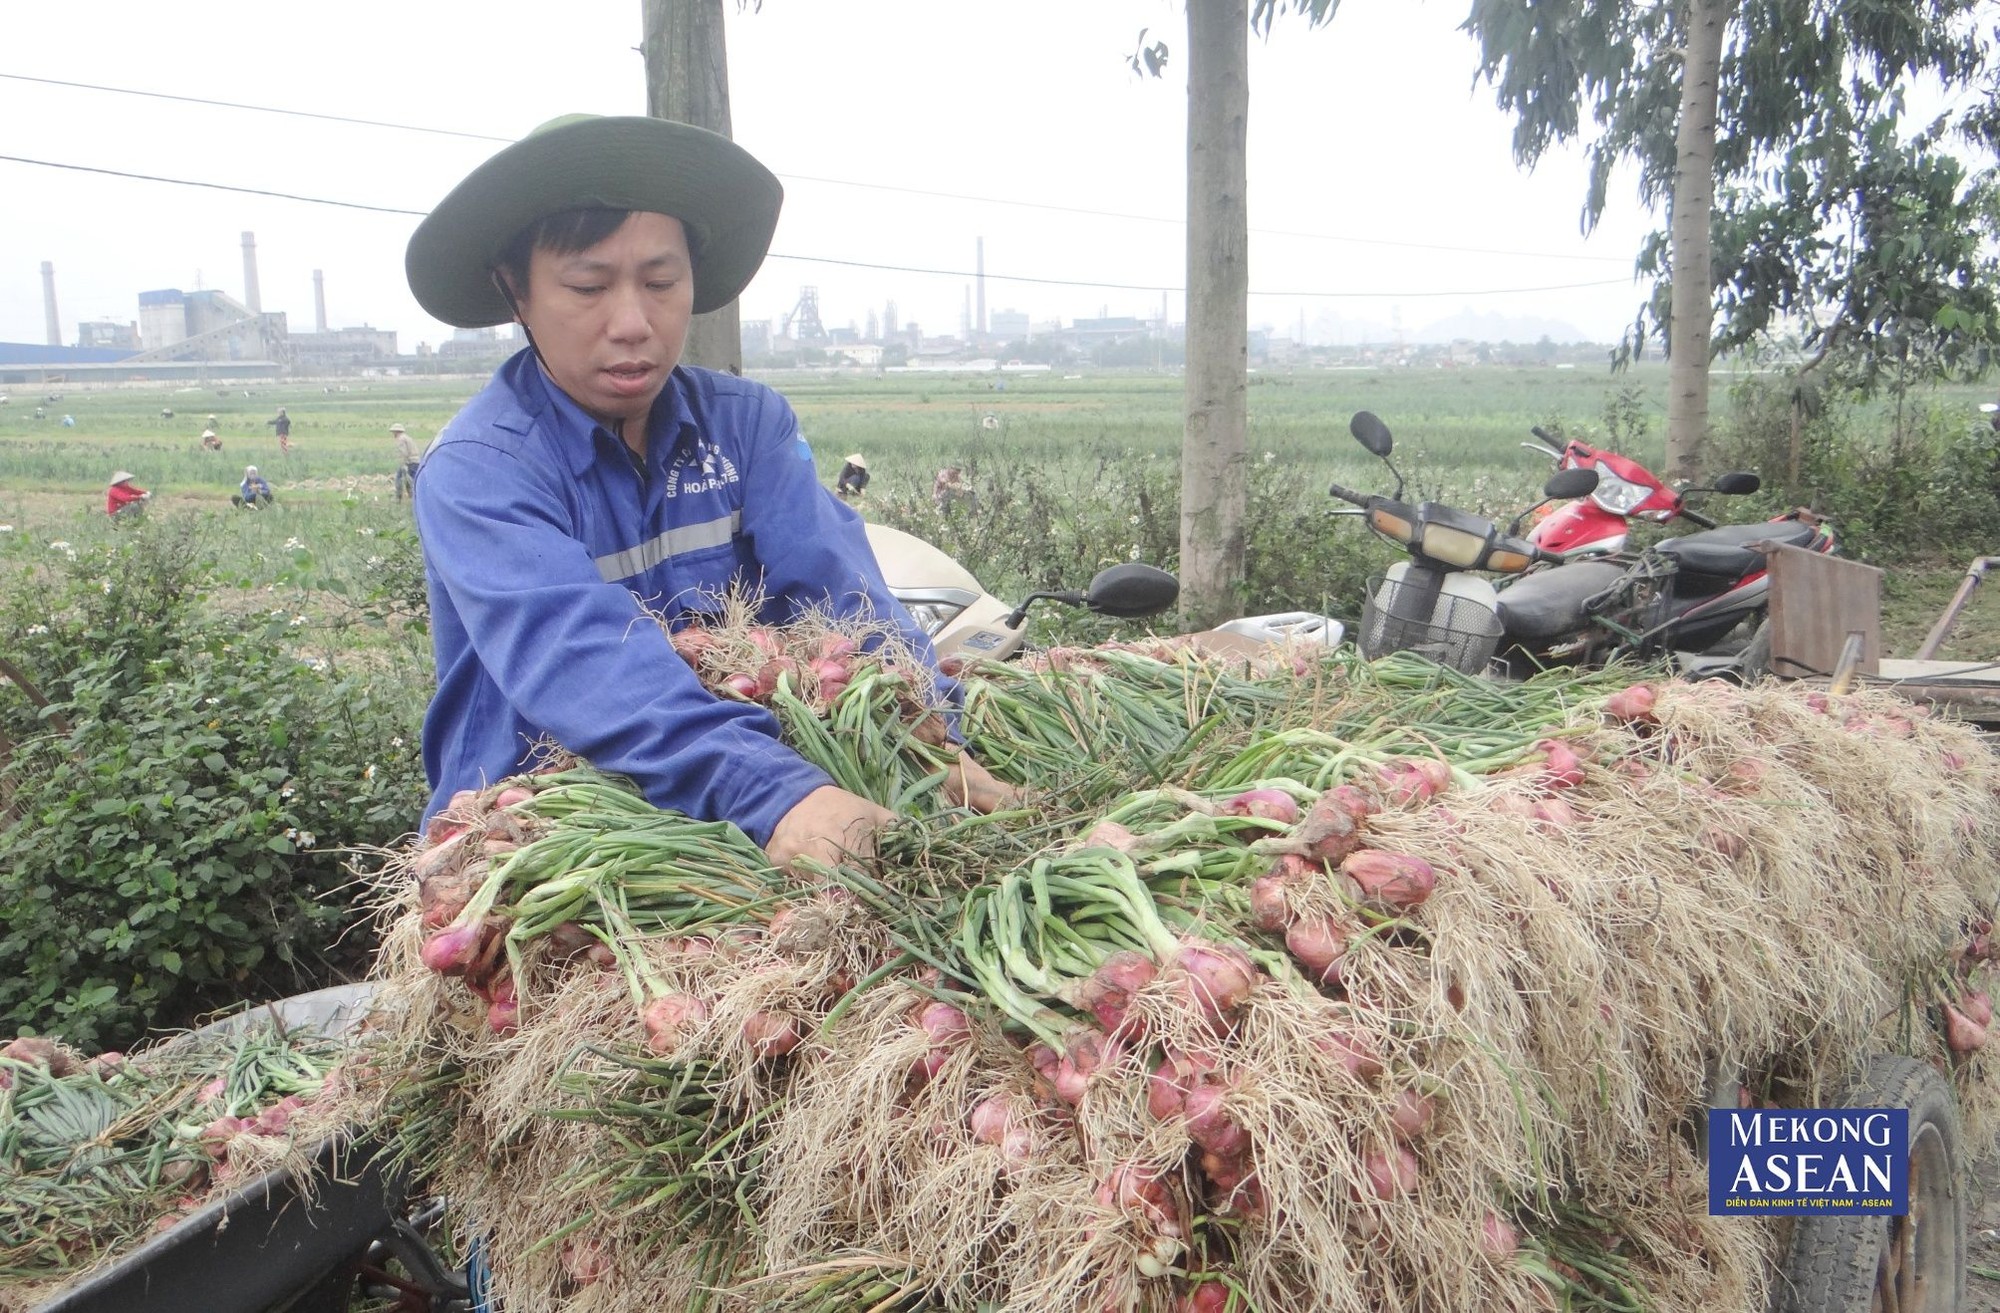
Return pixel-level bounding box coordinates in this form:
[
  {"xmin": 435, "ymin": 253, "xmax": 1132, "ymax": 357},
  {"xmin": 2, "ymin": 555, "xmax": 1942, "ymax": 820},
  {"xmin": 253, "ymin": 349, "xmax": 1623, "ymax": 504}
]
[{"xmin": 1, "ymin": 362, "xmax": 1994, "ymax": 657}]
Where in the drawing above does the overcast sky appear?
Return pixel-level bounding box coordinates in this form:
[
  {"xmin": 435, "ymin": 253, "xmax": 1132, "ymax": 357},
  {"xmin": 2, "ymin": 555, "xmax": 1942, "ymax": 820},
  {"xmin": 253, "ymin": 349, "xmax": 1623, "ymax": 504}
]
[{"xmin": 0, "ymin": 1, "xmax": 1667, "ymax": 352}]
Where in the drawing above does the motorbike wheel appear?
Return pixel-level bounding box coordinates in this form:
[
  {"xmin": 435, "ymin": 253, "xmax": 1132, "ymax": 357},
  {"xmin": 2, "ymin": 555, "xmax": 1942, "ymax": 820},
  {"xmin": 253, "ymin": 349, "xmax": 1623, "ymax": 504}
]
[{"xmin": 1768, "ymin": 1055, "xmax": 1964, "ymax": 1313}]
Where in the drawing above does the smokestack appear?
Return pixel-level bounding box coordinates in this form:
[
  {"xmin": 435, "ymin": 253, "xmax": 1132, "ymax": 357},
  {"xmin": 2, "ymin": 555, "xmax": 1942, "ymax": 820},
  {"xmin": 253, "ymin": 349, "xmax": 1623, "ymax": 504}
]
[
  {"xmin": 313, "ymin": 269, "xmax": 327, "ymax": 333},
  {"xmin": 241, "ymin": 231, "xmax": 262, "ymax": 314},
  {"xmin": 975, "ymin": 237, "xmax": 987, "ymax": 342},
  {"xmin": 41, "ymin": 261, "xmax": 60, "ymax": 346}
]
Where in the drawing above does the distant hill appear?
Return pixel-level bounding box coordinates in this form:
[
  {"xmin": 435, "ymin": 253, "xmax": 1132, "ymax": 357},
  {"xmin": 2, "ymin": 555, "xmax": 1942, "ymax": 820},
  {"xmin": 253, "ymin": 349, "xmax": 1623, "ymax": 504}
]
[
  {"xmin": 1295, "ymin": 306, "xmax": 1606, "ymax": 348},
  {"xmin": 1411, "ymin": 308, "xmax": 1596, "ymax": 345}
]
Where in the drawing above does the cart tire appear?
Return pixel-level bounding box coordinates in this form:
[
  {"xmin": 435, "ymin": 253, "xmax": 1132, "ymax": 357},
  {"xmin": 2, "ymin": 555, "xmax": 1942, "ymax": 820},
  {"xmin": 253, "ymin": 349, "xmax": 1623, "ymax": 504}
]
[{"xmin": 1769, "ymin": 1055, "xmax": 1964, "ymax": 1313}]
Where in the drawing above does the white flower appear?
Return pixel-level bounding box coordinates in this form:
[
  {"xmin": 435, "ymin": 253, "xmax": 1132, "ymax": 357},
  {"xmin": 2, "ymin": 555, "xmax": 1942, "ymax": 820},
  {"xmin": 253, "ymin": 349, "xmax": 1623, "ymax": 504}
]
[
  {"xmin": 365, "ymin": 555, "xmax": 382, "ymax": 568},
  {"xmin": 298, "ymin": 831, "xmax": 317, "ymax": 849},
  {"xmin": 25, "ymin": 624, "xmax": 47, "ymax": 636},
  {"xmin": 284, "ymin": 826, "xmax": 297, "ymax": 839},
  {"xmin": 1128, "ymin": 514, "xmax": 1142, "ymax": 526},
  {"xmin": 100, "ymin": 580, "xmax": 111, "ymax": 594},
  {"xmin": 281, "ymin": 785, "xmax": 296, "ymax": 799},
  {"xmin": 390, "ymin": 736, "xmax": 405, "ymax": 749},
  {"xmin": 205, "ymin": 697, "xmax": 219, "ymax": 706},
  {"xmin": 284, "ymin": 537, "xmax": 304, "ymax": 551},
  {"xmin": 1263, "ymin": 451, "xmax": 1276, "ymax": 462},
  {"xmin": 357, "ymin": 526, "xmax": 376, "ymax": 537},
  {"xmin": 363, "ymin": 764, "xmax": 377, "ymax": 781},
  {"xmin": 290, "ymin": 614, "xmax": 308, "ymax": 627},
  {"xmin": 1128, "ymin": 545, "xmax": 1142, "ymax": 561},
  {"xmin": 270, "ymin": 608, "xmax": 288, "ymax": 618},
  {"xmin": 303, "ymin": 656, "xmax": 329, "ymax": 672},
  {"xmin": 48, "ymin": 540, "xmax": 70, "ymax": 551}
]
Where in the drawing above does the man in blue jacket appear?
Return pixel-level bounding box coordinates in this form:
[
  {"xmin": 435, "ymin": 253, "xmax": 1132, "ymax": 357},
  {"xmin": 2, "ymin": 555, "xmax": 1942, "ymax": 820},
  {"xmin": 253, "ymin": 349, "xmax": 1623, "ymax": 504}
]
[{"xmin": 404, "ymin": 114, "xmax": 1008, "ymax": 871}]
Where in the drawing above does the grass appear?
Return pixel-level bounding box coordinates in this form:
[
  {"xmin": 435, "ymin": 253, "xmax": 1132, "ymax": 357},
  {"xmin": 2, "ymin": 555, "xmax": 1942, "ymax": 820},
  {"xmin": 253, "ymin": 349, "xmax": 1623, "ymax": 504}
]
[{"xmin": 2, "ymin": 363, "xmax": 1996, "ymax": 659}]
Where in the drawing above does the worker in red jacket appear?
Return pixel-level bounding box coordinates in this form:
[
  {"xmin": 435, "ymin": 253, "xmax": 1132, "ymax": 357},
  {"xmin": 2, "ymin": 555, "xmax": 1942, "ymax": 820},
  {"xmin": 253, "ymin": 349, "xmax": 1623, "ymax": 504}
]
[{"xmin": 105, "ymin": 471, "xmax": 151, "ymax": 518}]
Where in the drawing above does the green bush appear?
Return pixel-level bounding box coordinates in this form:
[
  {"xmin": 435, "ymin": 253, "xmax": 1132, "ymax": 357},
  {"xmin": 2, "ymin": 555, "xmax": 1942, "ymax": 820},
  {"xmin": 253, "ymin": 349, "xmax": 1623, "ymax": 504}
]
[
  {"xmin": 1712, "ymin": 377, "xmax": 2000, "ymax": 564},
  {"xmin": 0, "ymin": 518, "xmax": 426, "ymax": 1050},
  {"xmin": 867, "ymin": 449, "xmax": 1391, "ymax": 642}
]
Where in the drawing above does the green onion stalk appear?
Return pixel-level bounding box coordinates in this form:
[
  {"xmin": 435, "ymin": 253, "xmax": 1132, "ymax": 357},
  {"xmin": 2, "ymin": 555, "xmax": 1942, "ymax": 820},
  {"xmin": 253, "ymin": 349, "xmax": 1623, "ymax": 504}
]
[
  {"xmin": 0, "ymin": 1026, "xmax": 348, "ymax": 1284},
  {"xmin": 958, "ymin": 846, "xmax": 1258, "ymax": 1047},
  {"xmin": 767, "ymin": 668, "xmax": 962, "ymax": 815}
]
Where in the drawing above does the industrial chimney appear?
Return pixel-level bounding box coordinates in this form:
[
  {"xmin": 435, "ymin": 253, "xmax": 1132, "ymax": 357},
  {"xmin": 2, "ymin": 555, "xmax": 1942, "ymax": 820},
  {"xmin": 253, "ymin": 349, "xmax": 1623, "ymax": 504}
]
[
  {"xmin": 41, "ymin": 261, "xmax": 62, "ymax": 347},
  {"xmin": 241, "ymin": 232, "xmax": 262, "ymax": 314},
  {"xmin": 313, "ymin": 269, "xmax": 327, "ymax": 333},
  {"xmin": 975, "ymin": 237, "xmax": 987, "ymax": 343}
]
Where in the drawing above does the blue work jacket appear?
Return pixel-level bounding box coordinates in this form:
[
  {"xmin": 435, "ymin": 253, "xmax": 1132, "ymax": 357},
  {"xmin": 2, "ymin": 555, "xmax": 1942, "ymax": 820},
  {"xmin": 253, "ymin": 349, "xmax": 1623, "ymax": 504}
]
[{"xmin": 414, "ymin": 349, "xmax": 940, "ymax": 845}]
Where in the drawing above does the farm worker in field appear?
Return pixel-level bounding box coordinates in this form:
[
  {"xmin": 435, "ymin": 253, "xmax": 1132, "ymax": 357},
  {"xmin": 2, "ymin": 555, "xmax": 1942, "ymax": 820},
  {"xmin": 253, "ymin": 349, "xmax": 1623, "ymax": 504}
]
[
  {"xmin": 403, "ymin": 113, "xmax": 1012, "ymax": 871},
  {"xmin": 932, "ymin": 465, "xmax": 972, "ymax": 511},
  {"xmin": 267, "ymin": 407, "xmax": 292, "ymax": 455},
  {"xmin": 200, "ymin": 428, "xmax": 223, "ymax": 451},
  {"xmin": 105, "ymin": 471, "xmax": 150, "ymax": 518},
  {"xmin": 391, "ymin": 422, "xmax": 421, "ymax": 501},
  {"xmin": 235, "ymin": 465, "xmax": 273, "ymax": 509},
  {"xmin": 835, "ymin": 452, "xmax": 869, "ymax": 499}
]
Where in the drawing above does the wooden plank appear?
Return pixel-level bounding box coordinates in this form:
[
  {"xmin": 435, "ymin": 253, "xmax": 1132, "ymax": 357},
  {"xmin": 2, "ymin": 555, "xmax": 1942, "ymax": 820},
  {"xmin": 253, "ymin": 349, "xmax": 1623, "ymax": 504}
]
[
  {"xmin": 1877, "ymin": 658, "xmax": 2000, "ymax": 685},
  {"xmin": 1765, "ymin": 545, "xmax": 1882, "ymax": 679}
]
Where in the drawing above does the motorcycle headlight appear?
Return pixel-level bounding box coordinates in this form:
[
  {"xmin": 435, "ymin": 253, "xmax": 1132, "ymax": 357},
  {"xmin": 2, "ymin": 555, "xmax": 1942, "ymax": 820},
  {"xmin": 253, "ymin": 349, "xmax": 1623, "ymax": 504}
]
[
  {"xmin": 1590, "ymin": 469, "xmax": 1651, "ymax": 515},
  {"xmin": 1418, "ymin": 523, "xmax": 1488, "ymax": 568},
  {"xmin": 901, "ymin": 601, "xmax": 966, "ymax": 637}
]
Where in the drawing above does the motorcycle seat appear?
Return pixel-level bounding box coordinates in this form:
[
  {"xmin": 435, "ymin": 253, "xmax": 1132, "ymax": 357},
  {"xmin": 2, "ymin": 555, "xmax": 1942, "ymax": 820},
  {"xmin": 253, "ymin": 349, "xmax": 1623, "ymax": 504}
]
[
  {"xmin": 1494, "ymin": 559, "xmax": 1632, "ymax": 642},
  {"xmin": 1654, "ymin": 520, "xmax": 1820, "ymax": 577}
]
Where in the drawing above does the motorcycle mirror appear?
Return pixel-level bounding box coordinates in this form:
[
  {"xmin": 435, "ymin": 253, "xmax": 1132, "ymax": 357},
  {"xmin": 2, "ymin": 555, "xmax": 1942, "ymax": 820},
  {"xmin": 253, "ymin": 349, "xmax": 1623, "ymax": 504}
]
[
  {"xmin": 1349, "ymin": 411, "xmax": 1393, "ymax": 458},
  {"xmin": 1712, "ymin": 471, "xmax": 1760, "ymax": 495},
  {"xmin": 1544, "ymin": 467, "xmax": 1599, "ymax": 500},
  {"xmin": 1083, "ymin": 562, "xmax": 1180, "ymax": 618}
]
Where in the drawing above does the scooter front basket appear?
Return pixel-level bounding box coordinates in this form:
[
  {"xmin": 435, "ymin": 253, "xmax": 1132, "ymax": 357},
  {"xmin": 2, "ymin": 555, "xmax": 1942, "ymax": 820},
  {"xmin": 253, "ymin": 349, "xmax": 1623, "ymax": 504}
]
[{"xmin": 1359, "ymin": 573, "xmax": 1504, "ymax": 674}]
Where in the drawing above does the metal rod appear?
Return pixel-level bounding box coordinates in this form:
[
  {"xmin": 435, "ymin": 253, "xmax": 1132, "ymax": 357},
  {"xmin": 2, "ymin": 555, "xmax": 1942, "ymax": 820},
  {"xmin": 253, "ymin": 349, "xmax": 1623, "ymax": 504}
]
[{"xmin": 1914, "ymin": 557, "xmax": 1999, "ymax": 660}]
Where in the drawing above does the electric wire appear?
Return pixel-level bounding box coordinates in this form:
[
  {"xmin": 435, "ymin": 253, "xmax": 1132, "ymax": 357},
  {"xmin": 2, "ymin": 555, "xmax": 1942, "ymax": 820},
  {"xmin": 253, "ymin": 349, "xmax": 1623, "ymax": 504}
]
[
  {"xmin": 0, "ymin": 153, "xmax": 1636, "ymax": 301},
  {"xmin": 0, "ymin": 69, "xmax": 1633, "ymax": 265}
]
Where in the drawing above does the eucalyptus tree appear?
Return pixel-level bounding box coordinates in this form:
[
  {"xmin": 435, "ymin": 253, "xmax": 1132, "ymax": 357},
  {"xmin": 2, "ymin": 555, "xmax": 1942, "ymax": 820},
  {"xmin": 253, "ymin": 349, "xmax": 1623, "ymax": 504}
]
[
  {"xmin": 642, "ymin": 0, "xmax": 747, "ymax": 374},
  {"xmin": 1139, "ymin": 0, "xmax": 1338, "ymax": 629},
  {"xmin": 1464, "ymin": 0, "xmax": 1992, "ymax": 481}
]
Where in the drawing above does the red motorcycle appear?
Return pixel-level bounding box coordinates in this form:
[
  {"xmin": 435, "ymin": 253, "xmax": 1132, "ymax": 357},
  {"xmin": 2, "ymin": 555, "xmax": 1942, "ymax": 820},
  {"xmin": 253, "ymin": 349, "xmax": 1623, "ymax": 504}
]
[{"xmin": 1520, "ymin": 425, "xmax": 1757, "ymax": 557}]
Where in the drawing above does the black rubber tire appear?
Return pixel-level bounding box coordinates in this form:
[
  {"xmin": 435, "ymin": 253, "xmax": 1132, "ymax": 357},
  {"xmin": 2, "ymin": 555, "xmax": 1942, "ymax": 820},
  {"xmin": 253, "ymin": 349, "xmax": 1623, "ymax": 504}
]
[{"xmin": 1768, "ymin": 1055, "xmax": 1965, "ymax": 1313}]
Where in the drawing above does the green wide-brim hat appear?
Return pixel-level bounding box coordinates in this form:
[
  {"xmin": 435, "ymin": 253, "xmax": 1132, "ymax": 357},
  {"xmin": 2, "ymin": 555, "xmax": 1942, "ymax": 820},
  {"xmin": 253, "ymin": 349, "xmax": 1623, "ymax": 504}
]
[{"xmin": 405, "ymin": 114, "xmax": 783, "ymax": 327}]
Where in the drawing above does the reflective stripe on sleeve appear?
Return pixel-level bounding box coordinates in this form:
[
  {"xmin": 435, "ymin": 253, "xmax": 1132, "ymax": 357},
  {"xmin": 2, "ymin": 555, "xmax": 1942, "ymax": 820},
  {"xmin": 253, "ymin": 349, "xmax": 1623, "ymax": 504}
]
[{"xmin": 594, "ymin": 510, "xmax": 744, "ymax": 582}]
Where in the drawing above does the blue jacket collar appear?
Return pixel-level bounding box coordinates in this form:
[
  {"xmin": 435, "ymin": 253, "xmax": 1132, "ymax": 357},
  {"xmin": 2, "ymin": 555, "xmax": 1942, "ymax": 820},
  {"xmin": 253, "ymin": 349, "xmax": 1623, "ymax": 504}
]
[{"xmin": 503, "ymin": 348, "xmax": 697, "ymax": 478}]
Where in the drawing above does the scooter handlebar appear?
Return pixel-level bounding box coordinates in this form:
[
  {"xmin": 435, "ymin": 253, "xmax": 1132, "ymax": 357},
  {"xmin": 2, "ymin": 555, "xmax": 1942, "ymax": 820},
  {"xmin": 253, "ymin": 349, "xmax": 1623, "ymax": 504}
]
[
  {"xmin": 1679, "ymin": 507, "xmax": 1717, "ymax": 530},
  {"xmin": 1326, "ymin": 480, "xmax": 1370, "ymax": 507}
]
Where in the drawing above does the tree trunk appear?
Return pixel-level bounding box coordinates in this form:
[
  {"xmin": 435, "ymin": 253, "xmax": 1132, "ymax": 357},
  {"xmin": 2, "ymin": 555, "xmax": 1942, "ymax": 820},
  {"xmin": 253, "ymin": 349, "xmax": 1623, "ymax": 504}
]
[
  {"xmin": 1664, "ymin": 0, "xmax": 1729, "ymax": 484},
  {"xmin": 1180, "ymin": 0, "xmax": 1250, "ymax": 631},
  {"xmin": 642, "ymin": 0, "xmax": 744, "ymax": 374}
]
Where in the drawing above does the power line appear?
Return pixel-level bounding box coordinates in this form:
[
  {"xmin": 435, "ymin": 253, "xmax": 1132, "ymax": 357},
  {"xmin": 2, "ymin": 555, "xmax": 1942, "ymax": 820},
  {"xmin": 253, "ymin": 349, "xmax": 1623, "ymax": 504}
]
[
  {"xmin": 0, "ymin": 152, "xmax": 1634, "ymax": 300},
  {"xmin": 768, "ymin": 253, "xmax": 1631, "ymax": 299},
  {"xmin": 0, "ymin": 71, "xmax": 511, "ymax": 142},
  {"xmin": 780, "ymin": 171, "xmax": 1634, "ymax": 264},
  {"xmin": 0, "ymin": 68, "xmax": 1632, "ymax": 265},
  {"xmin": 0, "ymin": 154, "xmax": 425, "ymax": 215}
]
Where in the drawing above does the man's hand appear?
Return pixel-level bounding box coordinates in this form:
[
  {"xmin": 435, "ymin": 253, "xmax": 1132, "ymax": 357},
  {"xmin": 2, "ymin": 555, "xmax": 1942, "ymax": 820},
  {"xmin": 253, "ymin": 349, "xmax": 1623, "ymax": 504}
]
[
  {"xmin": 939, "ymin": 751, "xmax": 1020, "ymax": 813},
  {"xmin": 765, "ymin": 785, "xmax": 895, "ymax": 872}
]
